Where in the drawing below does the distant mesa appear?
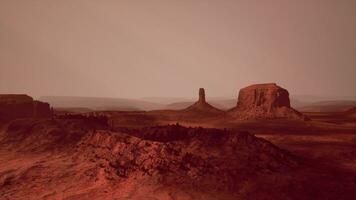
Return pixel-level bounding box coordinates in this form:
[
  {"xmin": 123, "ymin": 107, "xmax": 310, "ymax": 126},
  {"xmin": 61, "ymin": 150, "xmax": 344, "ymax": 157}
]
[
  {"xmin": 229, "ymin": 83, "xmax": 308, "ymax": 120},
  {"xmin": 183, "ymin": 88, "xmax": 223, "ymax": 114},
  {"xmin": 0, "ymin": 94, "xmax": 34, "ymax": 103},
  {"xmin": 297, "ymin": 100, "xmax": 356, "ymax": 112},
  {"xmin": 0, "ymin": 94, "xmax": 52, "ymax": 120}
]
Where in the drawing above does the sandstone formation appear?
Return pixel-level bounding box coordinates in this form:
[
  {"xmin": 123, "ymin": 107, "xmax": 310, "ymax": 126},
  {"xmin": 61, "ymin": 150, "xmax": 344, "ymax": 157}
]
[
  {"xmin": 198, "ymin": 87, "xmax": 206, "ymax": 103},
  {"xmin": 184, "ymin": 88, "xmax": 223, "ymax": 114},
  {"xmin": 0, "ymin": 94, "xmax": 52, "ymax": 120},
  {"xmin": 229, "ymin": 83, "xmax": 308, "ymax": 120}
]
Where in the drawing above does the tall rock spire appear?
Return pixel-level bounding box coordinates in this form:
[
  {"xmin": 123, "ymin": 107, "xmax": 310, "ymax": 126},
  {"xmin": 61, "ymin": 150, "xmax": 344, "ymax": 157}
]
[
  {"xmin": 198, "ymin": 88, "xmax": 206, "ymax": 104},
  {"xmin": 183, "ymin": 88, "xmax": 222, "ymax": 114}
]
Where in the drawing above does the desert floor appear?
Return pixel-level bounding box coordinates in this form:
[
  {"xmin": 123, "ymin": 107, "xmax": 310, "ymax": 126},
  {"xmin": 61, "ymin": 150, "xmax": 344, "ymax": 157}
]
[{"xmin": 0, "ymin": 111, "xmax": 356, "ymax": 200}]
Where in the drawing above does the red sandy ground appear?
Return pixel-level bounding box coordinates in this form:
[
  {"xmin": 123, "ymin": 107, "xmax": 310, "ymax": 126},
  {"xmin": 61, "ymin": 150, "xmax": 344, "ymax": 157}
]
[{"xmin": 0, "ymin": 110, "xmax": 356, "ymax": 200}]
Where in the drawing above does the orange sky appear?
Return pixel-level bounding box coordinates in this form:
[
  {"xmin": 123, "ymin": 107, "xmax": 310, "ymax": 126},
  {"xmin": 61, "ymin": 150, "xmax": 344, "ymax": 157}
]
[{"xmin": 0, "ymin": 0, "xmax": 355, "ymax": 99}]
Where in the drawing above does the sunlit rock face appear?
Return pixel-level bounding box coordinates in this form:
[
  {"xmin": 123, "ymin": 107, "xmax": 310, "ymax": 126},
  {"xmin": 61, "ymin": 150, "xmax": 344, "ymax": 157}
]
[
  {"xmin": 230, "ymin": 83, "xmax": 308, "ymax": 120},
  {"xmin": 237, "ymin": 83, "xmax": 290, "ymax": 110}
]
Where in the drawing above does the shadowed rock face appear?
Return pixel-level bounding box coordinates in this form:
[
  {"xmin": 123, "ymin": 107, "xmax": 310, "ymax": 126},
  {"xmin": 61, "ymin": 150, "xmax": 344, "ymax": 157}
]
[
  {"xmin": 0, "ymin": 94, "xmax": 34, "ymax": 103},
  {"xmin": 0, "ymin": 94, "xmax": 52, "ymax": 120},
  {"xmin": 230, "ymin": 83, "xmax": 307, "ymax": 120}
]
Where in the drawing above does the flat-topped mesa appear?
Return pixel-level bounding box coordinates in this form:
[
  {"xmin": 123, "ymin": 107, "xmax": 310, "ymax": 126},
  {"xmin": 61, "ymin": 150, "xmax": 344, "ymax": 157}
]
[
  {"xmin": 198, "ymin": 88, "xmax": 206, "ymax": 103},
  {"xmin": 229, "ymin": 83, "xmax": 308, "ymax": 120},
  {"xmin": 237, "ymin": 83, "xmax": 291, "ymax": 110},
  {"xmin": 0, "ymin": 94, "xmax": 53, "ymax": 120},
  {"xmin": 0, "ymin": 94, "xmax": 34, "ymax": 104}
]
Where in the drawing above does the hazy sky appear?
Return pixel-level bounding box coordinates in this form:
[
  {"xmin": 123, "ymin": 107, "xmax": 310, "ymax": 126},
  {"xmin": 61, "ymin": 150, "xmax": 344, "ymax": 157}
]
[{"xmin": 0, "ymin": 0, "xmax": 355, "ymax": 99}]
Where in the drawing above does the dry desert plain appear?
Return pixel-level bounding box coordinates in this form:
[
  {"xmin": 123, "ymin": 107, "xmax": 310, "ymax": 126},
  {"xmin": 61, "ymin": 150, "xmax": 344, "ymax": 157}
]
[{"xmin": 1, "ymin": 84, "xmax": 356, "ymax": 200}]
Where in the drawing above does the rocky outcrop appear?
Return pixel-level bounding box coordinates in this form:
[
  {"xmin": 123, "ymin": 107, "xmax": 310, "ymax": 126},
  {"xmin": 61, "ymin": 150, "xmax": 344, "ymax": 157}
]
[
  {"xmin": 76, "ymin": 125, "xmax": 297, "ymax": 191},
  {"xmin": 184, "ymin": 88, "xmax": 223, "ymax": 115},
  {"xmin": 229, "ymin": 83, "xmax": 308, "ymax": 120},
  {"xmin": 0, "ymin": 119, "xmax": 298, "ymax": 198},
  {"xmin": 0, "ymin": 94, "xmax": 52, "ymax": 120}
]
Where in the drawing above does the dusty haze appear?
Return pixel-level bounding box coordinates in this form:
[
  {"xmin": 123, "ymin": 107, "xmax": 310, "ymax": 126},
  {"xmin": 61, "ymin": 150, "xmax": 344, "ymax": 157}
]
[{"xmin": 0, "ymin": 0, "xmax": 355, "ymax": 99}]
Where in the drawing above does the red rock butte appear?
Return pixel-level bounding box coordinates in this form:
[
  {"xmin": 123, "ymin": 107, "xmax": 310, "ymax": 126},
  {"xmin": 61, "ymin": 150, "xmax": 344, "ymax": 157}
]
[
  {"xmin": 229, "ymin": 83, "xmax": 308, "ymax": 120},
  {"xmin": 0, "ymin": 94, "xmax": 52, "ymax": 120}
]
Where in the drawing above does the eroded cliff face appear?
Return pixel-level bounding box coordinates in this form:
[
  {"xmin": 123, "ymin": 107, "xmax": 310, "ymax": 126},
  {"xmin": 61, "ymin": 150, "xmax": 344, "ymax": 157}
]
[
  {"xmin": 237, "ymin": 83, "xmax": 290, "ymax": 110},
  {"xmin": 0, "ymin": 94, "xmax": 52, "ymax": 120},
  {"xmin": 230, "ymin": 83, "xmax": 308, "ymax": 120}
]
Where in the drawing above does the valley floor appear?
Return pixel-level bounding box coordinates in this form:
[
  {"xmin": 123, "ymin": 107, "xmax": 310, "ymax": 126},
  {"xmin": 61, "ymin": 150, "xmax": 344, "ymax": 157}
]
[{"xmin": 0, "ymin": 112, "xmax": 356, "ymax": 200}]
